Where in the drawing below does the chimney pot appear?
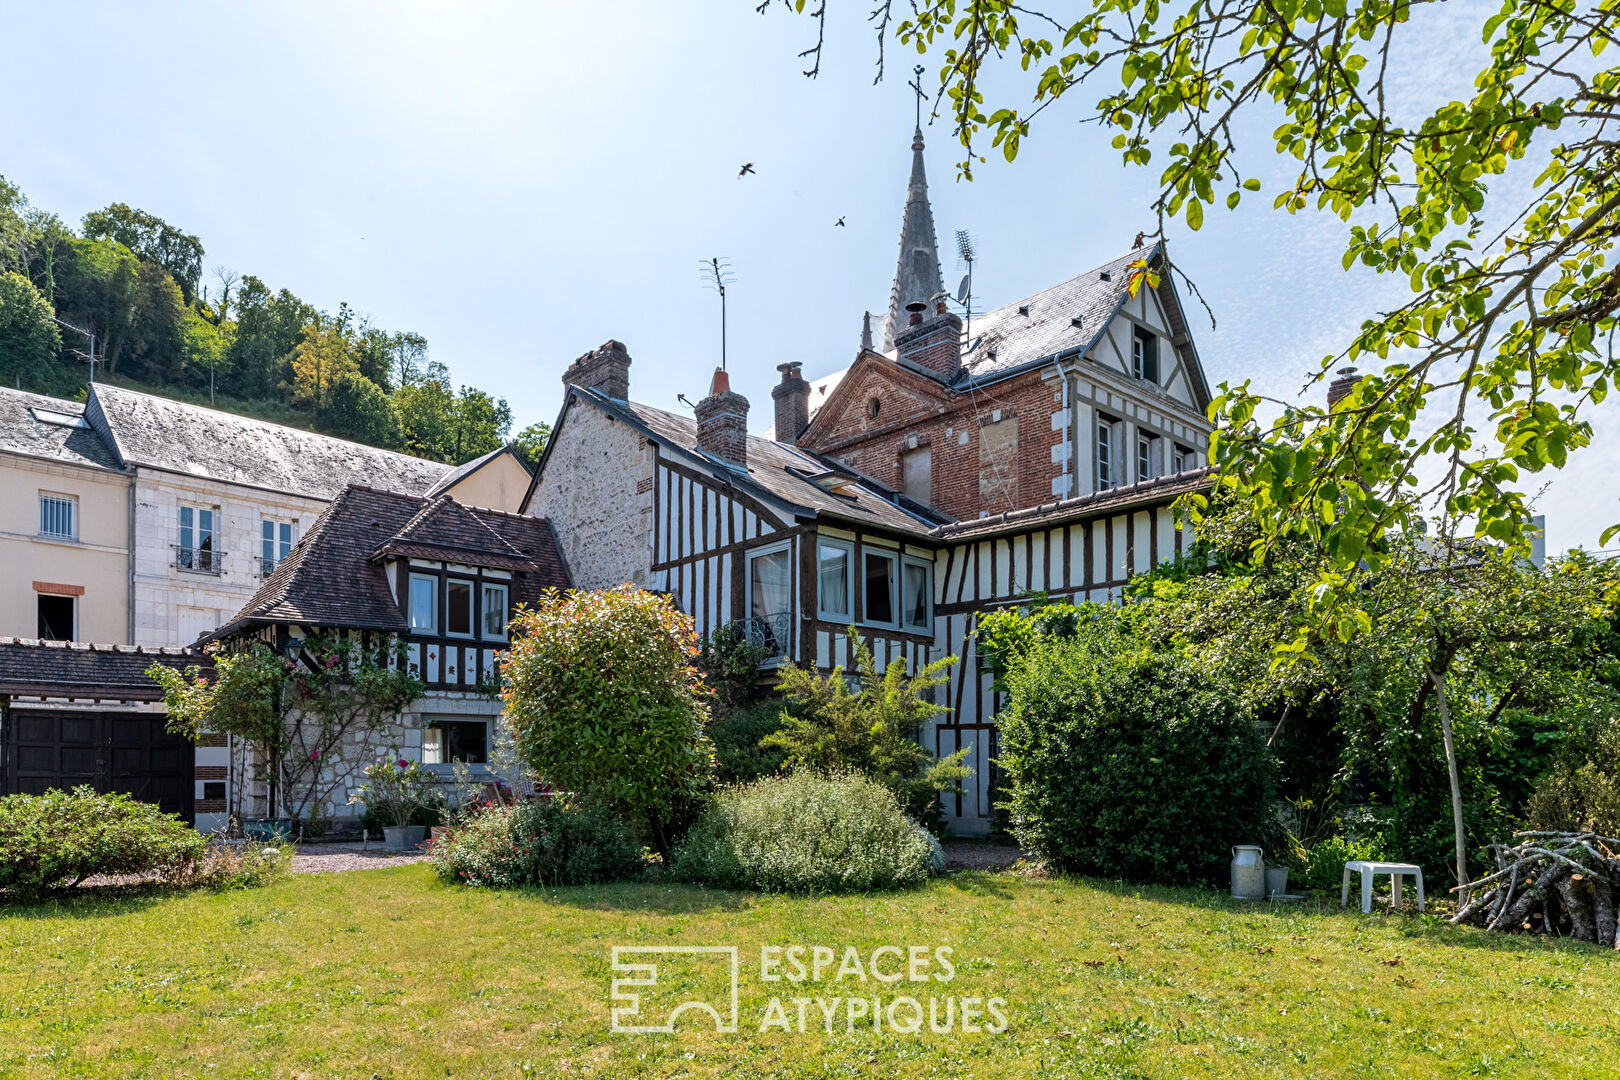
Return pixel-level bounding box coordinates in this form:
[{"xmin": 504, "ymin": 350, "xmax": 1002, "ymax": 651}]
[{"xmin": 1326, "ymin": 366, "xmax": 1362, "ymax": 410}]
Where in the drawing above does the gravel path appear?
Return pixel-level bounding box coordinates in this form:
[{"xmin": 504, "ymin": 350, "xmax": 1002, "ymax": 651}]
[
  {"xmin": 290, "ymin": 842, "xmax": 430, "ymax": 874},
  {"xmin": 942, "ymin": 843, "xmax": 1025, "ymax": 871}
]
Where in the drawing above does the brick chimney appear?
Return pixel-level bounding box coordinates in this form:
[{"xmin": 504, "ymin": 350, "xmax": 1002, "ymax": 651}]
[
  {"xmin": 895, "ymin": 300, "xmax": 962, "ymax": 381},
  {"xmin": 561, "ymin": 339, "xmax": 632, "ymax": 400},
  {"xmin": 771, "ymin": 362, "xmax": 810, "ymax": 443},
  {"xmin": 1326, "ymin": 367, "xmax": 1361, "ymax": 410},
  {"xmin": 695, "ymin": 368, "xmax": 749, "ymax": 469}
]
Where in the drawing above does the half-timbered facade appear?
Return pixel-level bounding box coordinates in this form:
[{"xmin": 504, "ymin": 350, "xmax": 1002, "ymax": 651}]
[{"xmin": 199, "ymin": 485, "xmax": 569, "ymax": 826}]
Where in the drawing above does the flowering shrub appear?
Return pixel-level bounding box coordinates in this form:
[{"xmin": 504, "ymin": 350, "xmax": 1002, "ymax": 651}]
[
  {"xmin": 350, "ymin": 755, "xmax": 434, "ymax": 828},
  {"xmin": 429, "ymin": 798, "xmax": 642, "ymax": 888},
  {"xmin": 0, "ymin": 787, "xmax": 207, "ymax": 900},
  {"xmin": 671, "ymin": 771, "xmax": 937, "ymax": 894},
  {"xmin": 501, "ymin": 586, "xmax": 715, "ymax": 853}
]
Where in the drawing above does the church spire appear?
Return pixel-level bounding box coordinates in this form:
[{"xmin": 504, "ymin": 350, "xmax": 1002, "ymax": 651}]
[{"xmin": 881, "ymin": 127, "xmax": 945, "ymax": 352}]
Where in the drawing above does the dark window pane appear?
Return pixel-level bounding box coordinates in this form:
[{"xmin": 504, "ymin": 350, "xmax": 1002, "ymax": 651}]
[
  {"xmin": 447, "ymin": 580, "xmax": 472, "ymax": 635},
  {"xmin": 864, "ymin": 551, "xmax": 894, "ymax": 624},
  {"xmin": 424, "ymin": 721, "xmax": 488, "ymax": 765},
  {"xmin": 37, "ymin": 594, "xmax": 73, "ymax": 641}
]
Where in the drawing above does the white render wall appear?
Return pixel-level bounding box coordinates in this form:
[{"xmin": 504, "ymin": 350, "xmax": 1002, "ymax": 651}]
[{"xmin": 132, "ymin": 468, "xmax": 329, "ymax": 647}]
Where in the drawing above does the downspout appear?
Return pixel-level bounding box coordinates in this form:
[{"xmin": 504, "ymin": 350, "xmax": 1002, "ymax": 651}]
[{"xmin": 126, "ymin": 467, "xmax": 136, "ymax": 644}]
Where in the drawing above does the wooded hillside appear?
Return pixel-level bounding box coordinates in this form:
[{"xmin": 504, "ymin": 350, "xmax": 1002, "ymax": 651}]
[{"xmin": 0, "ymin": 175, "xmax": 547, "ymax": 467}]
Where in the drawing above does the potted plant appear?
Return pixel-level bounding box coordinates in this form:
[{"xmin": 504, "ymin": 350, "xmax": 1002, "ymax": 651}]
[{"xmin": 351, "ymin": 755, "xmax": 433, "ymax": 850}]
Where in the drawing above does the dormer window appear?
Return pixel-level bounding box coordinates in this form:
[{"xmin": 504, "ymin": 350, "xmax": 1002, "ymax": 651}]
[
  {"xmin": 446, "ymin": 579, "xmax": 474, "ymax": 637},
  {"xmin": 481, "ymin": 583, "xmax": 509, "ymax": 640}
]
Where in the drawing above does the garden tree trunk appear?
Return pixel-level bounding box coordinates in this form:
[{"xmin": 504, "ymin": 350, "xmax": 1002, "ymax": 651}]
[
  {"xmin": 1502, "ymin": 863, "xmax": 1572, "ymax": 932},
  {"xmin": 1555, "ymin": 872, "xmax": 1598, "ymax": 943},
  {"xmin": 1589, "ymin": 866, "xmax": 1614, "ymax": 948},
  {"xmin": 1423, "ymin": 658, "xmax": 1469, "ymax": 903}
]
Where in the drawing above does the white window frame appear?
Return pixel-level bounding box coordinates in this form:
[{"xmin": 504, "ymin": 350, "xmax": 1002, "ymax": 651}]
[
  {"xmin": 38, "ymin": 493, "xmax": 76, "ymax": 541},
  {"xmin": 1132, "ymin": 325, "xmax": 1159, "ymax": 384},
  {"xmin": 480, "ymin": 582, "xmax": 510, "ymax": 641},
  {"xmin": 900, "ymin": 555, "xmax": 933, "ymax": 632},
  {"xmin": 1137, "ymin": 431, "xmax": 1156, "ymax": 482},
  {"xmin": 261, "ymin": 519, "xmax": 294, "ymax": 576},
  {"xmin": 177, "ymin": 504, "xmax": 218, "ymax": 573},
  {"xmin": 1173, "ymin": 444, "xmax": 1192, "ymax": 474},
  {"xmin": 444, "ymin": 577, "xmax": 476, "ymax": 639},
  {"xmin": 816, "ymin": 537, "xmax": 855, "ymax": 622},
  {"xmin": 1096, "ymin": 417, "xmax": 1115, "ymax": 490},
  {"xmin": 746, "ymin": 540, "xmax": 794, "ymax": 663},
  {"xmin": 408, "ymin": 573, "xmax": 437, "ymax": 633},
  {"xmin": 419, "ymin": 715, "xmax": 493, "ymax": 775},
  {"xmin": 860, "ymin": 546, "xmax": 900, "ymax": 630}
]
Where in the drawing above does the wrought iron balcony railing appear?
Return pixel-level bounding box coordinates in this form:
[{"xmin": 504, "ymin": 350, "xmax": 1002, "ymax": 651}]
[{"xmin": 733, "ymin": 610, "xmax": 791, "ymax": 660}]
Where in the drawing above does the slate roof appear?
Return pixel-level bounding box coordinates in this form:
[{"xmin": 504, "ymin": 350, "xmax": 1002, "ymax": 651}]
[
  {"xmin": 86, "ymin": 383, "xmax": 452, "ymax": 499},
  {"xmin": 0, "ymin": 637, "xmax": 207, "ymax": 700},
  {"xmin": 209, "ymin": 486, "xmax": 569, "ymax": 643},
  {"xmin": 565, "ymin": 388, "xmax": 944, "ymax": 538},
  {"xmin": 934, "ymin": 467, "xmax": 1214, "ymax": 540},
  {"xmin": 0, "ymin": 387, "xmax": 123, "ymax": 472},
  {"xmin": 423, "ymin": 444, "xmax": 528, "ymax": 499},
  {"xmin": 956, "ymin": 247, "xmax": 1162, "ymax": 385}
]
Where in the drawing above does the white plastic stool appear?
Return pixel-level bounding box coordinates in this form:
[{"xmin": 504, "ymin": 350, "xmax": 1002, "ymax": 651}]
[{"xmin": 1341, "ymin": 860, "xmax": 1425, "ymax": 913}]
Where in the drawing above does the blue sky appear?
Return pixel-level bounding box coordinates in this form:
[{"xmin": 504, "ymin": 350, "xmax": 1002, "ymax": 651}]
[{"xmin": 3, "ymin": 1, "xmax": 1613, "ymax": 553}]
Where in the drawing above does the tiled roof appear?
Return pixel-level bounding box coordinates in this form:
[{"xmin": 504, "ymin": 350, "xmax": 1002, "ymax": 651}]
[
  {"xmin": 210, "ymin": 486, "xmax": 569, "ymax": 642},
  {"xmin": 86, "ymin": 383, "xmax": 451, "ymax": 499},
  {"xmin": 577, "ymin": 389, "xmax": 944, "ymax": 537},
  {"xmin": 0, "ymin": 637, "xmax": 207, "ymax": 700},
  {"xmin": 0, "ymin": 387, "xmax": 123, "ymax": 472},
  {"xmin": 372, "ymin": 494, "xmax": 538, "ymax": 571},
  {"xmin": 933, "ymin": 467, "xmax": 1214, "ymax": 540}
]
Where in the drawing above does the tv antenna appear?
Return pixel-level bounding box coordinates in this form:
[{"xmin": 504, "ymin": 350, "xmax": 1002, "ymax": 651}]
[
  {"xmin": 955, "ymin": 230, "xmax": 976, "ymax": 339},
  {"xmin": 51, "ymin": 316, "xmax": 99, "ymax": 383},
  {"xmin": 700, "ymin": 257, "xmax": 736, "ymax": 372}
]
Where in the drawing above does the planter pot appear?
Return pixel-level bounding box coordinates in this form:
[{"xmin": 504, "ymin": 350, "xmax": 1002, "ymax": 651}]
[
  {"xmin": 1265, "ymin": 866, "xmax": 1290, "ymax": 899},
  {"xmin": 383, "ymin": 825, "xmax": 427, "ymax": 851},
  {"xmin": 243, "ymin": 817, "xmax": 293, "ymax": 842}
]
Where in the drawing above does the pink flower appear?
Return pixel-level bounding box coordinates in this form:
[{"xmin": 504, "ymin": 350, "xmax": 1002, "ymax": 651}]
[
  {"xmin": 326, "ymin": 656, "xmax": 339, "ymax": 668},
  {"xmin": 397, "ymin": 758, "xmax": 409, "ymax": 769},
  {"xmin": 308, "ymin": 749, "xmax": 320, "ymax": 762}
]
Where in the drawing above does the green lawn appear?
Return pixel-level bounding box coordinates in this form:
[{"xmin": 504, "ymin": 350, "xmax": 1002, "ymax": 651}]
[{"xmin": 1, "ymin": 866, "xmax": 1616, "ymax": 1079}]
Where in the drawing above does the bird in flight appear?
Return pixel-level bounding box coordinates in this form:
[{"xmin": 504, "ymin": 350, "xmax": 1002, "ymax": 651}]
[
  {"xmin": 835, "ymin": 216, "xmax": 846, "ymax": 227},
  {"xmin": 738, "ymin": 163, "xmax": 756, "ymax": 178}
]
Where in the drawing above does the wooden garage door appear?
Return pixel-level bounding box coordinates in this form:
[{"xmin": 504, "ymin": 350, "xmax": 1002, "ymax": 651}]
[{"xmin": 4, "ymin": 709, "xmax": 194, "ymax": 823}]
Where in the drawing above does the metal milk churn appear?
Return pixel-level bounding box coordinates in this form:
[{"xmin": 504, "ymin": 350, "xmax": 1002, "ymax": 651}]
[{"xmin": 1230, "ymin": 845, "xmax": 1266, "ymax": 900}]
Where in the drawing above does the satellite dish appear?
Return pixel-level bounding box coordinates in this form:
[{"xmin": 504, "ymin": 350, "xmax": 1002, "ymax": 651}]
[{"xmin": 956, "ymin": 273, "xmax": 972, "ymax": 305}]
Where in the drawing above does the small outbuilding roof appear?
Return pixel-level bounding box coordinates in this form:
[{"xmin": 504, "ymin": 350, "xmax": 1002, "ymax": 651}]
[{"xmin": 0, "ymin": 638, "xmax": 206, "ymax": 700}]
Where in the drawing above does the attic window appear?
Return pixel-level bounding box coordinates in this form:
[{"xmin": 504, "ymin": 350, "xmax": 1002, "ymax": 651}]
[
  {"xmin": 1017, "ymin": 305, "xmax": 1029, "ymax": 316},
  {"xmin": 1100, "ymin": 270, "xmax": 1112, "ymax": 282},
  {"xmin": 29, "ymin": 407, "xmax": 88, "ymax": 429},
  {"xmin": 867, "ymin": 397, "xmax": 881, "ymax": 419},
  {"xmin": 1070, "ymin": 316, "xmax": 1084, "ymax": 329}
]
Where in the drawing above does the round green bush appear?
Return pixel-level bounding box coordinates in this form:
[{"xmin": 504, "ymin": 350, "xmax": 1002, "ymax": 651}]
[
  {"xmin": 0, "ymin": 786, "xmax": 207, "ymax": 900},
  {"xmin": 708, "ymin": 699, "xmax": 790, "ymax": 785},
  {"xmin": 429, "ymin": 797, "xmax": 643, "ymax": 888},
  {"xmin": 998, "ymin": 632, "xmax": 1277, "ymax": 885},
  {"xmin": 671, "ymin": 771, "xmax": 936, "ymax": 893}
]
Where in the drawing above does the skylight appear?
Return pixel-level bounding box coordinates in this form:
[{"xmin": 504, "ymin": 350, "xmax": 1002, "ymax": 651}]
[{"xmin": 30, "ymin": 407, "xmax": 88, "ymax": 429}]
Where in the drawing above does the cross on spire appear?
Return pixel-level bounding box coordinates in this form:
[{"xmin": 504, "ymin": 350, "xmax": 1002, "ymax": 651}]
[{"xmin": 907, "ymin": 64, "xmax": 926, "ymax": 131}]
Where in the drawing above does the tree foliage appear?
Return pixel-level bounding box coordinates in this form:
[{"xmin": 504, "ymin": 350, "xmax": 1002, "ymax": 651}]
[
  {"xmin": 766, "ymin": 630, "xmax": 968, "ymax": 831},
  {"xmin": 768, "ymin": 0, "xmax": 1620, "ymax": 645},
  {"xmin": 500, "ymin": 586, "xmax": 716, "ymax": 853},
  {"xmin": 0, "ymin": 174, "xmax": 528, "ymax": 465},
  {"xmin": 0, "ymin": 270, "xmax": 63, "ymax": 392}
]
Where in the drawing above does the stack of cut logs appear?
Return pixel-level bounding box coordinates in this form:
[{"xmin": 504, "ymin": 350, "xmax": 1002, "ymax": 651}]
[{"xmin": 1448, "ymin": 831, "xmax": 1620, "ymax": 946}]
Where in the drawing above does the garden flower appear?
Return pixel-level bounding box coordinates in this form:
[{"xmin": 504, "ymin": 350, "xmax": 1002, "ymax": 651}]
[{"xmin": 397, "ymin": 758, "xmax": 409, "ymax": 769}]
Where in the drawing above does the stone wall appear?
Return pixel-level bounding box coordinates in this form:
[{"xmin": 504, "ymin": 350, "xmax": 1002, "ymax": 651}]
[{"xmin": 527, "ymin": 402, "xmax": 656, "ymax": 590}]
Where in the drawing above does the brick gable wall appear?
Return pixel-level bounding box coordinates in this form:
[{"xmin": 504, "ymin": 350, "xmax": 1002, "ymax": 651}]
[{"xmin": 797, "ymin": 360, "xmax": 1070, "ymax": 522}]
